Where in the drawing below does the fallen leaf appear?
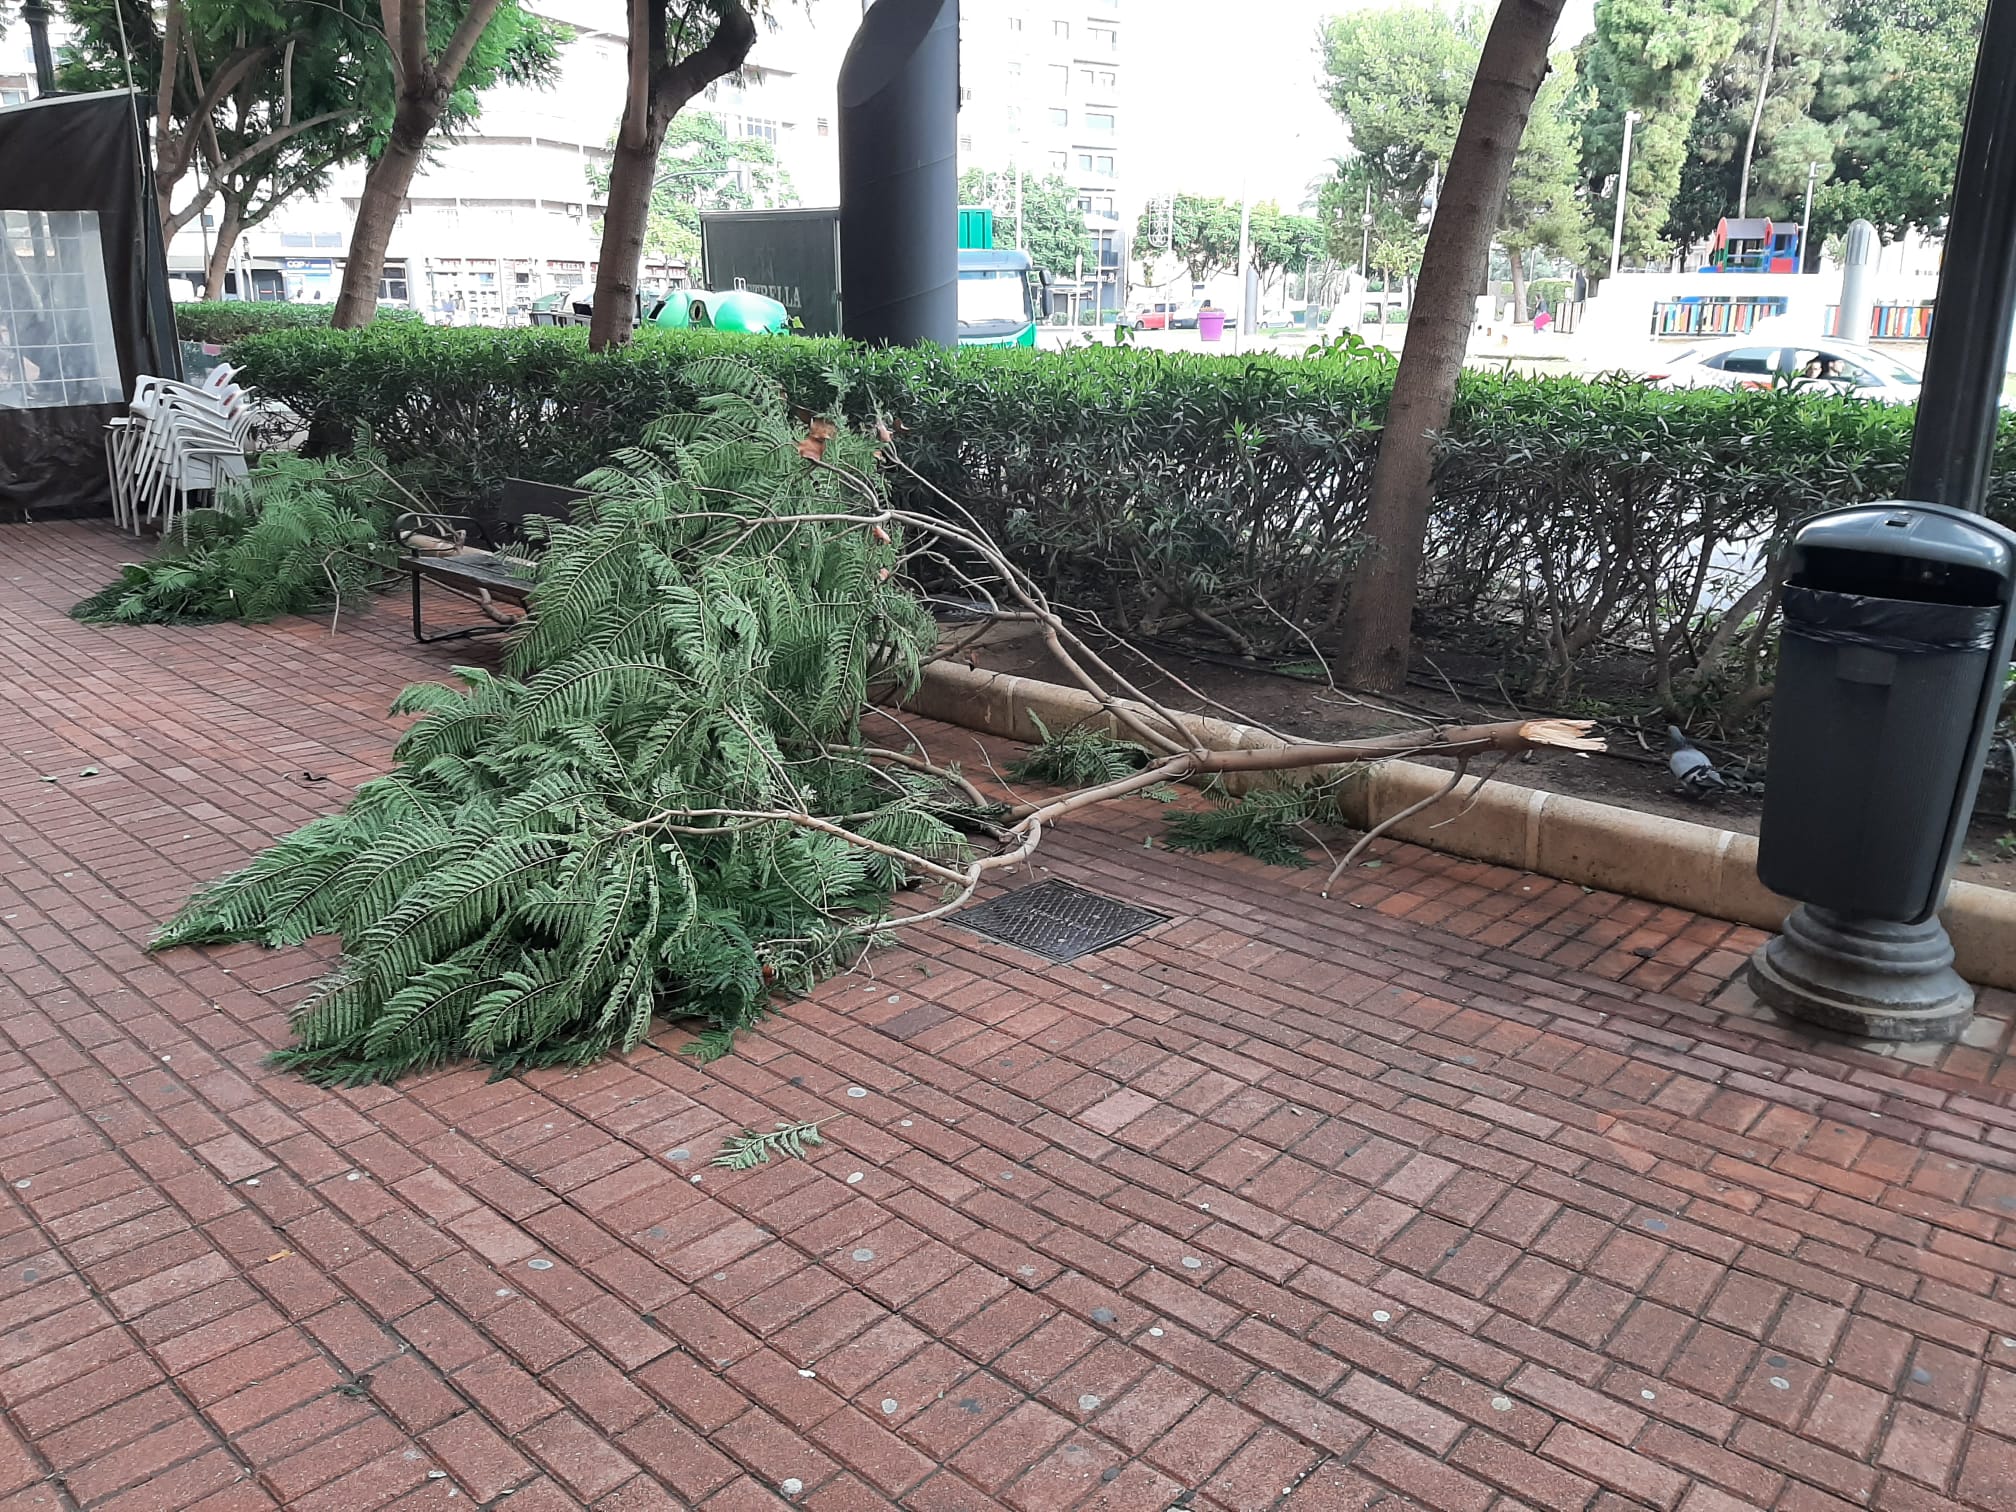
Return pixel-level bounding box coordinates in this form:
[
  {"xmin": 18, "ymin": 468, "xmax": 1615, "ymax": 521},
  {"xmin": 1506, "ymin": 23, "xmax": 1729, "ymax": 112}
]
[
  {"xmin": 78, "ymin": 767, "xmax": 99, "ymax": 777},
  {"xmin": 796, "ymin": 417, "xmax": 838, "ymax": 461}
]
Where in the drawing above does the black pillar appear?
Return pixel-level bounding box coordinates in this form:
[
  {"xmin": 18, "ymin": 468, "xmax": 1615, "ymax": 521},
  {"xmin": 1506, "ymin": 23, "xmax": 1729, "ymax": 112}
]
[
  {"xmin": 1905, "ymin": 0, "xmax": 2016, "ymax": 512},
  {"xmin": 20, "ymin": 0, "xmax": 58, "ymax": 97},
  {"xmin": 1746, "ymin": 0, "xmax": 2016, "ymax": 1041},
  {"xmin": 837, "ymin": 0, "xmax": 958, "ymax": 347}
]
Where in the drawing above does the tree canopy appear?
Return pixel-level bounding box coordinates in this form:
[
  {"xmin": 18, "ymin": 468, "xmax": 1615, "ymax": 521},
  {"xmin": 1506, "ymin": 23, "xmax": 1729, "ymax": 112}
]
[
  {"xmin": 1312, "ymin": 0, "xmax": 1983, "ymax": 274},
  {"xmin": 591, "ymin": 111, "xmax": 794, "ymax": 266},
  {"xmin": 1133, "ymin": 192, "xmax": 1242, "ymax": 284},
  {"xmin": 958, "ymin": 167, "xmax": 1093, "ymax": 279},
  {"xmin": 1319, "ymin": 5, "xmax": 1586, "ymax": 280}
]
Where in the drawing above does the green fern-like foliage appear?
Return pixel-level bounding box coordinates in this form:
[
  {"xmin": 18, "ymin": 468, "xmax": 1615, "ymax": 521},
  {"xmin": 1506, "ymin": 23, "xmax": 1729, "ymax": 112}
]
[
  {"xmin": 1162, "ymin": 784, "xmax": 1350, "ymax": 868},
  {"xmin": 712, "ymin": 1119, "xmax": 826, "ymax": 1170},
  {"xmin": 154, "ymin": 365, "xmax": 972, "ymax": 1084},
  {"xmin": 72, "ymin": 451, "xmax": 400, "ymax": 625},
  {"xmin": 1009, "ymin": 714, "xmax": 1149, "ymax": 787}
]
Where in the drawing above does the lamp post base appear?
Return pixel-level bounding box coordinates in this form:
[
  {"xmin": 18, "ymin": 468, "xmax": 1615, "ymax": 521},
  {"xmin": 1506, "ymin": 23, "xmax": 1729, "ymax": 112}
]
[{"xmin": 1747, "ymin": 905, "xmax": 1973, "ymax": 1042}]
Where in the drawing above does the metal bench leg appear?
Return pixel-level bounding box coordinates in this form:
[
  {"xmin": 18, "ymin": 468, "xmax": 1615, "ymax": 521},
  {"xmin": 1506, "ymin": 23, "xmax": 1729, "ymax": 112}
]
[{"xmin": 409, "ymin": 568, "xmax": 518, "ymax": 645}]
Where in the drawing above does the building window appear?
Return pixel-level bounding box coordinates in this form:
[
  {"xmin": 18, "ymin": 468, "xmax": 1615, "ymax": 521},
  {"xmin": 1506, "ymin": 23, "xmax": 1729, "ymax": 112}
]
[
  {"xmin": 1095, "ymin": 154, "xmax": 1115, "ymax": 176},
  {"xmin": 817, "ymin": 116, "xmax": 829, "ymax": 135},
  {"xmin": 1089, "ymin": 25, "xmax": 1117, "ymax": 50},
  {"xmin": 1049, "ymin": 150, "xmax": 1068, "ymax": 171},
  {"xmin": 1006, "ymin": 15, "xmax": 1022, "ymax": 29},
  {"xmin": 1085, "ymin": 112, "xmax": 1114, "ymax": 133},
  {"xmin": 1049, "ymin": 63, "xmax": 1069, "ymax": 92},
  {"xmin": 1094, "ymin": 194, "xmax": 1115, "ymax": 215},
  {"xmin": 960, "ymin": 133, "xmax": 974, "ymax": 151},
  {"xmin": 1048, "ymin": 107, "xmax": 1068, "ymax": 127},
  {"xmin": 0, "ymin": 87, "xmax": 29, "ymax": 105},
  {"xmin": 379, "ymin": 262, "xmax": 409, "ymax": 302},
  {"xmin": 1098, "ymin": 70, "xmax": 1117, "ymax": 89},
  {"xmin": 1053, "ymin": 19, "xmax": 1070, "ymax": 37},
  {"xmin": 734, "ymin": 115, "xmax": 779, "ymax": 144},
  {"xmin": 1077, "ymin": 195, "xmax": 1092, "ymax": 212},
  {"xmin": 1077, "ymin": 153, "xmax": 1093, "ymax": 172},
  {"xmin": 1007, "ymin": 61, "xmax": 1022, "ymax": 78}
]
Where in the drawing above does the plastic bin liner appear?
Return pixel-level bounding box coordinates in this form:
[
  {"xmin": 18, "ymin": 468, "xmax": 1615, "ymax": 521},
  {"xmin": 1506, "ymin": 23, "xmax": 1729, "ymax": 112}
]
[{"xmin": 1781, "ymin": 585, "xmax": 2001, "ymax": 655}]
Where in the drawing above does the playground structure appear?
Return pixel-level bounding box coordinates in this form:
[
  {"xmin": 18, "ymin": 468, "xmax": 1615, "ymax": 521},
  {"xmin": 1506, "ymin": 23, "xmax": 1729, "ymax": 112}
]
[{"xmin": 1704, "ymin": 216, "xmax": 1803, "ymax": 274}]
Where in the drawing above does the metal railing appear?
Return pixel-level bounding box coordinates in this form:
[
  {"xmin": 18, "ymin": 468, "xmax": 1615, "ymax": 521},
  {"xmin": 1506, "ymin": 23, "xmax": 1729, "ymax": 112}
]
[{"xmin": 1649, "ymin": 297, "xmax": 1789, "ymax": 336}]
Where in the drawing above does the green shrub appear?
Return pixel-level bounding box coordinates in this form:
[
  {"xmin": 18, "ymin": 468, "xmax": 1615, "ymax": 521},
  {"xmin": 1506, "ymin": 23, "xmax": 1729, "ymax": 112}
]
[
  {"xmin": 231, "ymin": 322, "xmax": 2016, "ymax": 719},
  {"xmin": 174, "ymin": 301, "xmax": 422, "ymax": 346}
]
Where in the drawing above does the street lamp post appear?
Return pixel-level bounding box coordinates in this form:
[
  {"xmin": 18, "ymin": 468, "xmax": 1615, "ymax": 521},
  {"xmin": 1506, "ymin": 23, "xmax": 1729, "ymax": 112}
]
[
  {"xmin": 1608, "ymin": 109, "xmax": 1640, "ymax": 279},
  {"xmin": 1800, "ymin": 160, "xmax": 1820, "ymax": 271},
  {"xmin": 1360, "ymin": 182, "xmax": 1371, "ymax": 282},
  {"xmin": 20, "ymin": 0, "xmax": 58, "ymax": 97}
]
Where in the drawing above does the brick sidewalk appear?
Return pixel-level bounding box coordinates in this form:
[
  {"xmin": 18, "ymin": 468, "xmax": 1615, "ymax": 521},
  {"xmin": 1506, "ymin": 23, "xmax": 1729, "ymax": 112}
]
[{"xmin": 4, "ymin": 522, "xmax": 2016, "ymax": 1512}]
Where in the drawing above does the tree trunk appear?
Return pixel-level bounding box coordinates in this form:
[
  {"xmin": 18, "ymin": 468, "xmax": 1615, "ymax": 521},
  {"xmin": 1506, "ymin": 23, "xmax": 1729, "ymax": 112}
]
[
  {"xmin": 203, "ymin": 198, "xmax": 243, "ymax": 298},
  {"xmin": 589, "ymin": 0, "xmax": 758, "ymax": 352},
  {"xmin": 154, "ymin": 0, "xmax": 188, "ymax": 233},
  {"xmin": 1338, "ymin": 0, "xmax": 1567, "ymax": 691},
  {"xmin": 1737, "ymin": 0, "xmax": 1784, "ymax": 220},
  {"xmin": 589, "ymin": 121, "xmax": 671, "ymax": 350},
  {"xmin": 331, "ymin": 98, "xmax": 436, "ymax": 328},
  {"xmin": 1508, "ymin": 246, "xmax": 1527, "ymax": 323}
]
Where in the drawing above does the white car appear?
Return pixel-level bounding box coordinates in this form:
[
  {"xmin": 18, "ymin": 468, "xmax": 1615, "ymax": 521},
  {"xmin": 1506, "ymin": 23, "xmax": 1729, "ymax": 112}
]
[{"xmin": 1646, "ymin": 336, "xmax": 1924, "ymax": 404}]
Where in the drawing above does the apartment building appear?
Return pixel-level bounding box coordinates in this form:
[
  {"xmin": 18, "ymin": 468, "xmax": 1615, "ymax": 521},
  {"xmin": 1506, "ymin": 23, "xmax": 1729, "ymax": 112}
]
[{"xmin": 956, "ymin": 0, "xmax": 1127, "ymax": 318}]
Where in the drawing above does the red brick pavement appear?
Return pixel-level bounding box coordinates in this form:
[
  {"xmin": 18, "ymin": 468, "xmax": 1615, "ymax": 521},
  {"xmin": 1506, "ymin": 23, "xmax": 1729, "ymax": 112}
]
[{"xmin": 4, "ymin": 521, "xmax": 2016, "ymax": 1512}]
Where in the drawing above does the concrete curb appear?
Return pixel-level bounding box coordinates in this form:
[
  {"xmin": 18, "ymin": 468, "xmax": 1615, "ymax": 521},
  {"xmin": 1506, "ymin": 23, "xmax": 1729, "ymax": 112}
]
[{"xmin": 897, "ymin": 660, "xmax": 2016, "ymax": 993}]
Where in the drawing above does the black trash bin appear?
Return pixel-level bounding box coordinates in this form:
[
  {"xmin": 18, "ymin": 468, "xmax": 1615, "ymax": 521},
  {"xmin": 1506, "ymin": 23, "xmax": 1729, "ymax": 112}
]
[{"xmin": 1758, "ymin": 501, "xmax": 2016, "ymax": 922}]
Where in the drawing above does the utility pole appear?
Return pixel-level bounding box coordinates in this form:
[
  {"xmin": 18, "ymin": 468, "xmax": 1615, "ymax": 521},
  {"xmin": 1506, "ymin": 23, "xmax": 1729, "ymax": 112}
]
[
  {"xmin": 1800, "ymin": 160, "xmax": 1820, "ymax": 271},
  {"xmin": 1608, "ymin": 109, "xmax": 1640, "ymax": 278},
  {"xmin": 1360, "ymin": 181, "xmax": 1371, "ymax": 282},
  {"xmin": 1235, "ymin": 181, "xmax": 1253, "ymax": 346},
  {"xmin": 19, "ymin": 0, "xmax": 57, "ymax": 96}
]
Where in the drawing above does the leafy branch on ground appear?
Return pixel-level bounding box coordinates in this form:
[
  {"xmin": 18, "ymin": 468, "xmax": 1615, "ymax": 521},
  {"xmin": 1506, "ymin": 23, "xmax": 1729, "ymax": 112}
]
[
  {"xmin": 713, "ymin": 1120, "xmax": 826, "ymax": 1170},
  {"xmin": 1163, "ymin": 783, "xmax": 1356, "ymax": 869},
  {"xmin": 148, "ymin": 361, "xmax": 1601, "ymax": 1084},
  {"xmin": 72, "ymin": 451, "xmax": 403, "ymax": 627},
  {"xmin": 1009, "ymin": 715, "xmax": 1149, "ymax": 787}
]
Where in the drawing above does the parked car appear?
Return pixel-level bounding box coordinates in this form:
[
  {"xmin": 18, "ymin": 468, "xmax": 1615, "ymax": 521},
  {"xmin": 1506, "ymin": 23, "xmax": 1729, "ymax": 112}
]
[
  {"xmin": 1168, "ymin": 301, "xmax": 1208, "ymax": 329},
  {"xmin": 1129, "ymin": 301, "xmax": 1175, "ymax": 330},
  {"xmin": 1643, "ymin": 336, "xmax": 1924, "ymax": 404}
]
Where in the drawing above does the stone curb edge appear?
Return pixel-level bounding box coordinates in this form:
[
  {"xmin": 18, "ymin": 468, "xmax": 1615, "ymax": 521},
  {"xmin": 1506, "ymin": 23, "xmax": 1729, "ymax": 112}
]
[{"xmin": 895, "ymin": 660, "xmax": 2016, "ymax": 993}]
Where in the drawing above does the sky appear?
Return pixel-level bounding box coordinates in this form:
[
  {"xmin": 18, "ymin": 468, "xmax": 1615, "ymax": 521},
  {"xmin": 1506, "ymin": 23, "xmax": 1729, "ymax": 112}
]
[{"xmin": 1127, "ymin": 0, "xmax": 1600, "ymax": 214}]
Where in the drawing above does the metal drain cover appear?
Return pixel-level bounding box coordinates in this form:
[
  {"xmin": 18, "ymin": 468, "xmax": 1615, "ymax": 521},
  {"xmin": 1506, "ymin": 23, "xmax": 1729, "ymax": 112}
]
[{"xmin": 956, "ymin": 879, "xmax": 1167, "ymax": 963}]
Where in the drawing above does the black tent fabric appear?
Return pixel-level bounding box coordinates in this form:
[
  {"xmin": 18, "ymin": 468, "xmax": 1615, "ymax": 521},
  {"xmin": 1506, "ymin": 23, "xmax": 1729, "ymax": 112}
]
[{"xmin": 0, "ymin": 90, "xmax": 179, "ymax": 522}]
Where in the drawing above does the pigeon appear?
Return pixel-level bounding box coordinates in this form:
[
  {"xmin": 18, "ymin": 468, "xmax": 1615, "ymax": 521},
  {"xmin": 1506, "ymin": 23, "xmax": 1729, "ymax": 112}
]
[{"xmin": 1667, "ymin": 725, "xmax": 1727, "ymax": 801}]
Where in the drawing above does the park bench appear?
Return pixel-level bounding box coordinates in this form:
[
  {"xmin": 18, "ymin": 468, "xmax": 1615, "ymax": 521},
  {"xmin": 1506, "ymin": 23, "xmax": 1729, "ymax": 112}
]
[{"xmin": 397, "ymin": 478, "xmax": 588, "ymax": 643}]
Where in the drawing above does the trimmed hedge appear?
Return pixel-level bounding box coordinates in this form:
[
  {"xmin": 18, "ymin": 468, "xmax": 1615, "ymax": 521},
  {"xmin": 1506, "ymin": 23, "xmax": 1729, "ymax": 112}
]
[
  {"xmin": 173, "ymin": 301, "xmax": 422, "ymax": 345},
  {"xmin": 233, "ymin": 323, "xmax": 2016, "ymax": 719}
]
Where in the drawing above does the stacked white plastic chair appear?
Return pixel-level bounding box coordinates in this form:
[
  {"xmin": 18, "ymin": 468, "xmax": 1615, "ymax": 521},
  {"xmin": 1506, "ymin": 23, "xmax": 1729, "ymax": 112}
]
[{"xmin": 104, "ymin": 363, "xmax": 255, "ymax": 535}]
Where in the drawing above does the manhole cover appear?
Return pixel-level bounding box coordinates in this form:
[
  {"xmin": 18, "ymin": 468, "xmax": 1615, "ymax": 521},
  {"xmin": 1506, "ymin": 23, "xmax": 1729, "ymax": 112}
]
[{"xmin": 956, "ymin": 879, "xmax": 1167, "ymax": 964}]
